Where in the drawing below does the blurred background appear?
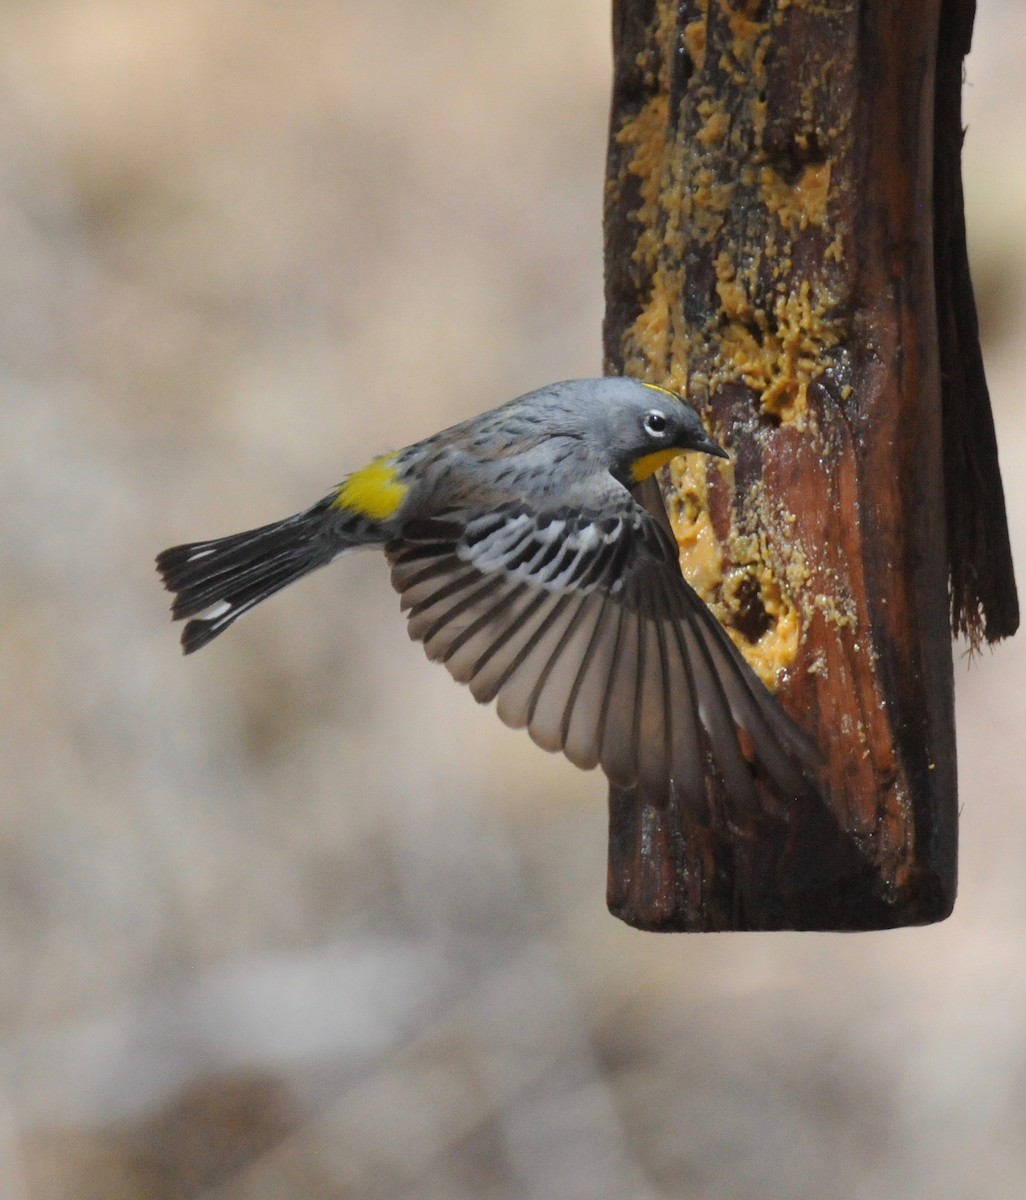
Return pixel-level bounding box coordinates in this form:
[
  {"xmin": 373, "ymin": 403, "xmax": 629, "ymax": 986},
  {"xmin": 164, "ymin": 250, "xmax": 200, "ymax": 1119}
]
[{"xmin": 1, "ymin": 2, "xmax": 1024, "ymax": 1196}]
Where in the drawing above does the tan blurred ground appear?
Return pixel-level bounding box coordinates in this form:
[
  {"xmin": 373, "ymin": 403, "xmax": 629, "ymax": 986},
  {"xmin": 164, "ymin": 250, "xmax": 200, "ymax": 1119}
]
[{"xmin": 1, "ymin": 3, "xmax": 1024, "ymax": 1197}]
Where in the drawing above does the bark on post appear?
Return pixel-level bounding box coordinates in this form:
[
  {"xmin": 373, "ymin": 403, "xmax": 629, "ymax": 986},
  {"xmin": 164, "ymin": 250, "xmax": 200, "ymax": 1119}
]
[{"xmin": 603, "ymin": 0, "xmax": 1018, "ymax": 931}]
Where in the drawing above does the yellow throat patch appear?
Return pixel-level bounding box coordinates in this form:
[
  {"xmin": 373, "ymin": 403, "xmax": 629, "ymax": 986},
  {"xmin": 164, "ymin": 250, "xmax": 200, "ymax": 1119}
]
[
  {"xmin": 332, "ymin": 454, "xmax": 409, "ymax": 520},
  {"xmin": 630, "ymin": 448, "xmax": 683, "ymax": 483}
]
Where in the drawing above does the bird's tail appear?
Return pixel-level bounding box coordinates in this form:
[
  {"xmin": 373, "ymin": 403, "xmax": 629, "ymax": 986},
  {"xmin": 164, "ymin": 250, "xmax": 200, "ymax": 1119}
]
[{"xmin": 157, "ymin": 502, "xmax": 353, "ymax": 653}]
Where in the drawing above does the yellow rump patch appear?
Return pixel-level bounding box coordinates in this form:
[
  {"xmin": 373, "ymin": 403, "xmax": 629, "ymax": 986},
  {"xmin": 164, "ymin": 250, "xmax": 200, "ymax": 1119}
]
[
  {"xmin": 631, "ymin": 448, "xmax": 683, "ymax": 483},
  {"xmin": 332, "ymin": 454, "xmax": 409, "ymax": 520}
]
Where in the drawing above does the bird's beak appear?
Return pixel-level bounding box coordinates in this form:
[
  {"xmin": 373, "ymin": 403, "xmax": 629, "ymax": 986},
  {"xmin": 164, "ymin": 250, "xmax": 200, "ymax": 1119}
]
[{"xmin": 698, "ymin": 434, "xmax": 729, "ymax": 460}]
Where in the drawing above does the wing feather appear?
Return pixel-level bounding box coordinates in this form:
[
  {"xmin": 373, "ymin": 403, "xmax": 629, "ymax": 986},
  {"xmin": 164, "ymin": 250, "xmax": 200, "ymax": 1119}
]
[
  {"xmin": 597, "ymin": 604, "xmax": 642, "ymax": 788},
  {"xmin": 692, "ymin": 607, "xmax": 819, "ymax": 787},
  {"xmin": 408, "ymin": 571, "xmax": 495, "ymax": 644},
  {"xmin": 494, "ymin": 595, "xmax": 578, "ymax": 732},
  {"xmin": 463, "ymin": 589, "xmax": 558, "ymax": 702},
  {"xmin": 521, "ymin": 593, "xmax": 603, "ymax": 753},
  {"xmin": 561, "ymin": 596, "xmax": 623, "ymax": 772},
  {"xmin": 679, "ymin": 617, "xmax": 759, "ymax": 812},
  {"xmin": 384, "ymin": 497, "xmax": 819, "ymax": 811},
  {"xmin": 642, "ymin": 604, "xmax": 676, "ymax": 788},
  {"xmin": 657, "ymin": 590, "xmax": 709, "ymax": 811},
  {"xmin": 393, "ymin": 553, "xmax": 466, "ymax": 610},
  {"xmin": 438, "ymin": 580, "xmax": 533, "ymax": 686}
]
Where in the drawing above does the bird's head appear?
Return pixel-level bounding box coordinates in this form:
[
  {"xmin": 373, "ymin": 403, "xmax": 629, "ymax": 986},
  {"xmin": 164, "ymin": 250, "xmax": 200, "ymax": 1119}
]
[{"xmin": 584, "ymin": 378, "xmax": 728, "ymax": 487}]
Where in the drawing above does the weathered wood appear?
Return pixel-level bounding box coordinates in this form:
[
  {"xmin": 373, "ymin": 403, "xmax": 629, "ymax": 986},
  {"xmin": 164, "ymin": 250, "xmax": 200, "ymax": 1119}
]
[
  {"xmin": 603, "ymin": 0, "xmax": 1017, "ymax": 931},
  {"xmin": 934, "ymin": 0, "xmax": 1019, "ymax": 645}
]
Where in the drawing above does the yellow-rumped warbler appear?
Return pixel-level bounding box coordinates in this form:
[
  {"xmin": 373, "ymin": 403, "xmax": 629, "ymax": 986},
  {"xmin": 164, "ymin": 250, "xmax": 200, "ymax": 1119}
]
[{"xmin": 157, "ymin": 377, "xmax": 817, "ymax": 808}]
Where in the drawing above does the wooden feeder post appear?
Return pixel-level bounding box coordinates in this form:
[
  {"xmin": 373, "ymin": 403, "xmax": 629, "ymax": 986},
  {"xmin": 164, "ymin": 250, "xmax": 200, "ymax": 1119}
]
[{"xmin": 603, "ymin": 0, "xmax": 1018, "ymax": 931}]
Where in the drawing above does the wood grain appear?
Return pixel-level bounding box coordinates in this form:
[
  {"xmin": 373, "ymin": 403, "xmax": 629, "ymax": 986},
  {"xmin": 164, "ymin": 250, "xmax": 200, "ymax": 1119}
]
[{"xmin": 603, "ymin": 0, "xmax": 1017, "ymax": 931}]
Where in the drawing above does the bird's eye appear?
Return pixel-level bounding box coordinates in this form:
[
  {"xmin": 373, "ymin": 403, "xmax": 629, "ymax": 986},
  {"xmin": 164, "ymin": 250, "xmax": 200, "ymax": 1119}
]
[{"xmin": 643, "ymin": 410, "xmax": 668, "ymax": 438}]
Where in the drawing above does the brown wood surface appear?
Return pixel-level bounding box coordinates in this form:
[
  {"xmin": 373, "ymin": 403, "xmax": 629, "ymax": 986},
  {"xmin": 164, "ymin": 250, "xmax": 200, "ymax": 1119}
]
[{"xmin": 602, "ymin": 0, "xmax": 1018, "ymax": 931}]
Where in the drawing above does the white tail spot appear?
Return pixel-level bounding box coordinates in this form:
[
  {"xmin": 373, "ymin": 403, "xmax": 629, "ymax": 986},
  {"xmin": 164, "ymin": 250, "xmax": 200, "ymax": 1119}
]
[{"xmin": 197, "ymin": 599, "xmax": 233, "ymax": 621}]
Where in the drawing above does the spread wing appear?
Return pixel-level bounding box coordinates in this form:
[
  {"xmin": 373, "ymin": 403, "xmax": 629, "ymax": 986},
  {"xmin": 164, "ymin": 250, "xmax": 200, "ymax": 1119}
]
[{"xmin": 385, "ymin": 498, "xmax": 818, "ymax": 813}]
